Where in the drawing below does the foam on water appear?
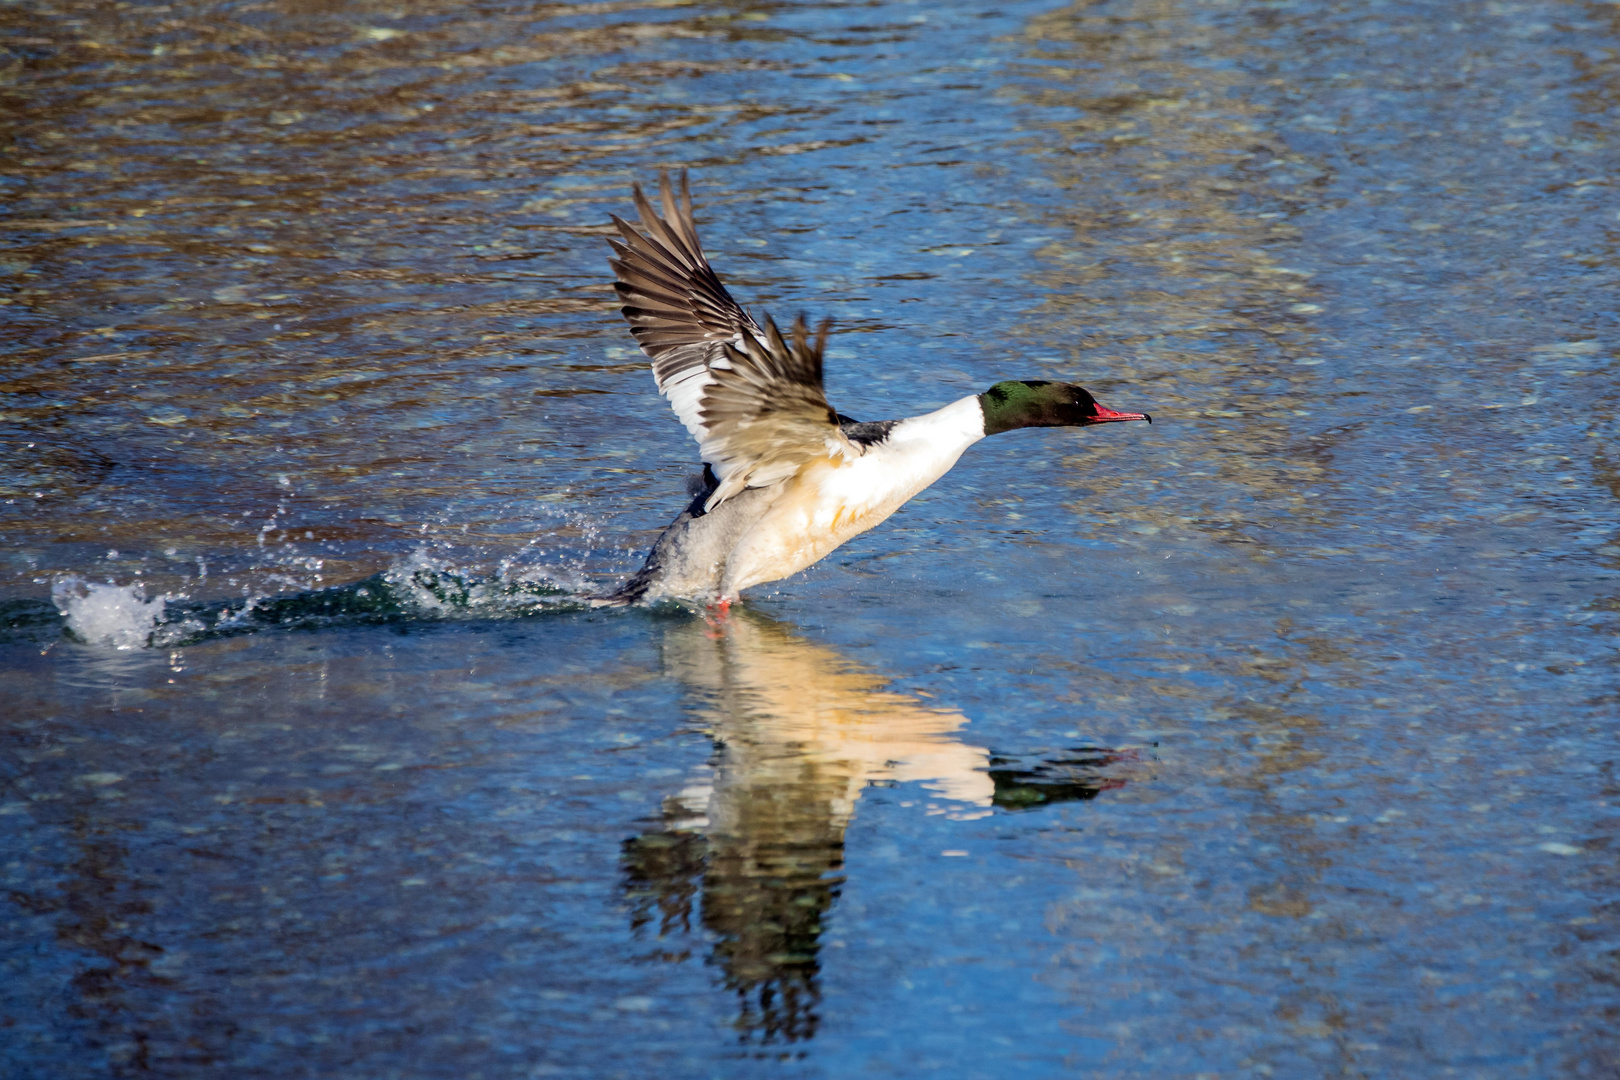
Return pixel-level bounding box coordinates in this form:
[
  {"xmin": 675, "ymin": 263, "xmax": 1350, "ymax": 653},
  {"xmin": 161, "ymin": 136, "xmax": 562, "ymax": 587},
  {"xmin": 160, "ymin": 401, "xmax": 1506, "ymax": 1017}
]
[
  {"xmin": 43, "ymin": 546, "xmax": 602, "ymax": 650},
  {"xmin": 50, "ymin": 576, "xmax": 171, "ymax": 650}
]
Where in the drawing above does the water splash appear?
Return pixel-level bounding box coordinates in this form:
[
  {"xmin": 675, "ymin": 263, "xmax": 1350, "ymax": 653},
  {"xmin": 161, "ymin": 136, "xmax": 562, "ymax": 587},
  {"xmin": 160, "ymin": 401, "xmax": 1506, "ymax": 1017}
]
[
  {"xmin": 51, "ymin": 577, "xmax": 170, "ymax": 650},
  {"xmin": 39, "ymin": 548, "xmax": 601, "ymax": 650},
  {"xmin": 380, "ymin": 546, "xmax": 596, "ymax": 616}
]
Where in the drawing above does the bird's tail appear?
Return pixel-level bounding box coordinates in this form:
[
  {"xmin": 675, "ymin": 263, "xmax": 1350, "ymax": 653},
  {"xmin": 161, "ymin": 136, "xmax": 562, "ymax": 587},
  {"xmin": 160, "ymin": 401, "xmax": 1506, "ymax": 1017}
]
[{"xmin": 588, "ymin": 570, "xmax": 654, "ymax": 608}]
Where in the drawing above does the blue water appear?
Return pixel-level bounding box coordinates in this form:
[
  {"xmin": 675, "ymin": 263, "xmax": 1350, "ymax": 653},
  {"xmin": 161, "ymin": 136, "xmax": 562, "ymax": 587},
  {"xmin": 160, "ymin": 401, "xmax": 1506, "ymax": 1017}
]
[{"xmin": 4, "ymin": 0, "xmax": 1620, "ymax": 1075}]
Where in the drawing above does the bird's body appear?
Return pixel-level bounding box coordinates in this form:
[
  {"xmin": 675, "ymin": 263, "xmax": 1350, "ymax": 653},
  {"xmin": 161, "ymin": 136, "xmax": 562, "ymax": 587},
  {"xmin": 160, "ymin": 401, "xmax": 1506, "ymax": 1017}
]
[
  {"xmin": 612, "ymin": 398, "xmax": 985, "ymax": 603},
  {"xmin": 600, "ymin": 173, "xmax": 1149, "ymax": 605}
]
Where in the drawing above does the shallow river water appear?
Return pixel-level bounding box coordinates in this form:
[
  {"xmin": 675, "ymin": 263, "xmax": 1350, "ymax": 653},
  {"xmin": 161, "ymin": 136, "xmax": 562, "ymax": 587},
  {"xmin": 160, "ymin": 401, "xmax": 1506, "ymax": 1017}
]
[{"xmin": 5, "ymin": 0, "xmax": 1620, "ymax": 1076}]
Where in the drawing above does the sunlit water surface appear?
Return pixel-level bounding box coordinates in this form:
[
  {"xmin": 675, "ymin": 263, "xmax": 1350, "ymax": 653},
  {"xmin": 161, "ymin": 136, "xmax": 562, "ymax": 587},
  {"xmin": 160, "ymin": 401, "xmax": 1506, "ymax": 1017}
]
[{"xmin": 4, "ymin": 0, "xmax": 1620, "ymax": 1076}]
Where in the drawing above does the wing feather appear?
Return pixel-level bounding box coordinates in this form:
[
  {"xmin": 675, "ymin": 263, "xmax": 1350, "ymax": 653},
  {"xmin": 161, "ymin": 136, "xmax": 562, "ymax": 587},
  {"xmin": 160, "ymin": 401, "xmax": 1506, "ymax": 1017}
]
[
  {"xmin": 607, "ymin": 171, "xmax": 858, "ymax": 509},
  {"xmin": 697, "ymin": 314, "xmax": 855, "ymax": 510}
]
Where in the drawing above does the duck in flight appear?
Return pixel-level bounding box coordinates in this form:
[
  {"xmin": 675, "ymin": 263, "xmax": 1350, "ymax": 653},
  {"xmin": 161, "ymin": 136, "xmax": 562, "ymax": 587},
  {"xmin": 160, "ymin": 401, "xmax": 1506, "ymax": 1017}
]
[{"xmin": 600, "ymin": 172, "xmax": 1150, "ymax": 607}]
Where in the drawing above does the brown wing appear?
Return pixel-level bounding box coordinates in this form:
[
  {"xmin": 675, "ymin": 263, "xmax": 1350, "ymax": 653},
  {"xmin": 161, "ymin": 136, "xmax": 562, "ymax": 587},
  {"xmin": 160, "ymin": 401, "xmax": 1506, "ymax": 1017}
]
[
  {"xmin": 607, "ymin": 172, "xmax": 856, "ymax": 508},
  {"xmin": 608, "ymin": 171, "xmax": 763, "ymax": 446},
  {"xmin": 699, "ymin": 314, "xmax": 855, "ymax": 510}
]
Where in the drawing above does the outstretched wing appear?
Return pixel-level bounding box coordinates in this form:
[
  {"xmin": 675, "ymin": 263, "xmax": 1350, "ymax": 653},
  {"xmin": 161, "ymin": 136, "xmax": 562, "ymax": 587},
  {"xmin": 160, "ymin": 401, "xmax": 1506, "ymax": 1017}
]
[
  {"xmin": 608, "ymin": 171, "xmax": 761, "ymax": 446},
  {"xmin": 608, "ymin": 172, "xmax": 856, "ymax": 510}
]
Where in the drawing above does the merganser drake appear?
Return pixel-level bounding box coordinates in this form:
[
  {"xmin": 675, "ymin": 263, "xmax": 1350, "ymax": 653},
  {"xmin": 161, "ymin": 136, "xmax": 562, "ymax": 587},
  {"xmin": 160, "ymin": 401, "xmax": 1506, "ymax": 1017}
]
[{"xmin": 599, "ymin": 172, "xmax": 1150, "ymax": 606}]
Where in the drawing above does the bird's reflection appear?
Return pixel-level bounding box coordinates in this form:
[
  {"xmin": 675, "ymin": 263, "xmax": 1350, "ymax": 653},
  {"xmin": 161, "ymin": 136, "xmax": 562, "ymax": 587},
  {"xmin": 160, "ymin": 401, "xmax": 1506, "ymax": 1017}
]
[{"xmin": 622, "ymin": 610, "xmax": 994, "ymax": 1043}]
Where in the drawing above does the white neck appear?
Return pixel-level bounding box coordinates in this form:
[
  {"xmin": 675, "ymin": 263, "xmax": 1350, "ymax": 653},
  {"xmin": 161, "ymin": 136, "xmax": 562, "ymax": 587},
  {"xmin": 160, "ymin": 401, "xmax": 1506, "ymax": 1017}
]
[
  {"xmin": 889, "ymin": 395, "xmax": 987, "ymax": 449},
  {"xmin": 846, "ymin": 395, "xmax": 986, "ymax": 502}
]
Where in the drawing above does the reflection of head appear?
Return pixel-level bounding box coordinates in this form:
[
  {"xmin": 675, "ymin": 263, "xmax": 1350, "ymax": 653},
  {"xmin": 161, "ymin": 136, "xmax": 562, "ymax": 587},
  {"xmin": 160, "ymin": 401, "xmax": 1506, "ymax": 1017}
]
[
  {"xmin": 988, "ymin": 747, "xmax": 1135, "ymax": 810},
  {"xmin": 623, "ymin": 610, "xmax": 991, "ymax": 1043}
]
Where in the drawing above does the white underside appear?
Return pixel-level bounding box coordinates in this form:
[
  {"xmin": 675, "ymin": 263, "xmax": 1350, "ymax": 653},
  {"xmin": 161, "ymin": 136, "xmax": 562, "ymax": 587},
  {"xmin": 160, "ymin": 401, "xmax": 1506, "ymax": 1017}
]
[{"xmin": 719, "ymin": 395, "xmax": 986, "ymax": 596}]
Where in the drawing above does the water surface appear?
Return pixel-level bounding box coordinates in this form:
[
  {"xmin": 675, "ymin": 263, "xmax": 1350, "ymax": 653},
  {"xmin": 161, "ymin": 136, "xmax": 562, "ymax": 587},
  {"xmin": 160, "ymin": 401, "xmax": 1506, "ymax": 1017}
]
[{"xmin": 4, "ymin": 0, "xmax": 1620, "ymax": 1076}]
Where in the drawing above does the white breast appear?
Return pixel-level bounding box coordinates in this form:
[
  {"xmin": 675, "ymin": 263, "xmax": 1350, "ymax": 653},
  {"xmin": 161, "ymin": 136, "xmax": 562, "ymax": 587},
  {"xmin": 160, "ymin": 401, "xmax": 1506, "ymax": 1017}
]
[{"xmin": 720, "ymin": 395, "xmax": 986, "ymax": 595}]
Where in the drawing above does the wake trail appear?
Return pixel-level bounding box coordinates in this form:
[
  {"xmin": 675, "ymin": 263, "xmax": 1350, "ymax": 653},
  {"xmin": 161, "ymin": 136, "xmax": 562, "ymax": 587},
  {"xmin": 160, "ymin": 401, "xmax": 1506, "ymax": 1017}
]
[{"xmin": 16, "ymin": 549, "xmax": 609, "ymax": 650}]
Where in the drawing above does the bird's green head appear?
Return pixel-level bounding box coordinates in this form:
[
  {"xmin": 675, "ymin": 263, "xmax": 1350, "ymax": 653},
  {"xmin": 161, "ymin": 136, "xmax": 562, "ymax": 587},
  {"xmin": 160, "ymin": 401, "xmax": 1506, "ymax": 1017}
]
[{"xmin": 977, "ymin": 380, "xmax": 1151, "ymax": 436}]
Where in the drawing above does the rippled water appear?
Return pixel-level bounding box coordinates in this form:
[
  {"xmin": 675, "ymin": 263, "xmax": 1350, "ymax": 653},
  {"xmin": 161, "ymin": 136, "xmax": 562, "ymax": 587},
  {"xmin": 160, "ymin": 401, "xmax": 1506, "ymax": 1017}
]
[{"xmin": 5, "ymin": 0, "xmax": 1620, "ymax": 1075}]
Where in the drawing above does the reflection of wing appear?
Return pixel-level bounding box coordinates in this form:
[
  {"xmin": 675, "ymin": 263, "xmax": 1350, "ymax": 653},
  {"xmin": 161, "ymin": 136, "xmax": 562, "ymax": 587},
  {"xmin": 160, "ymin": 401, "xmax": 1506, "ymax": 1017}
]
[
  {"xmin": 627, "ymin": 609, "xmax": 991, "ymax": 1043},
  {"xmin": 609, "ymin": 173, "xmax": 856, "ymax": 511}
]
